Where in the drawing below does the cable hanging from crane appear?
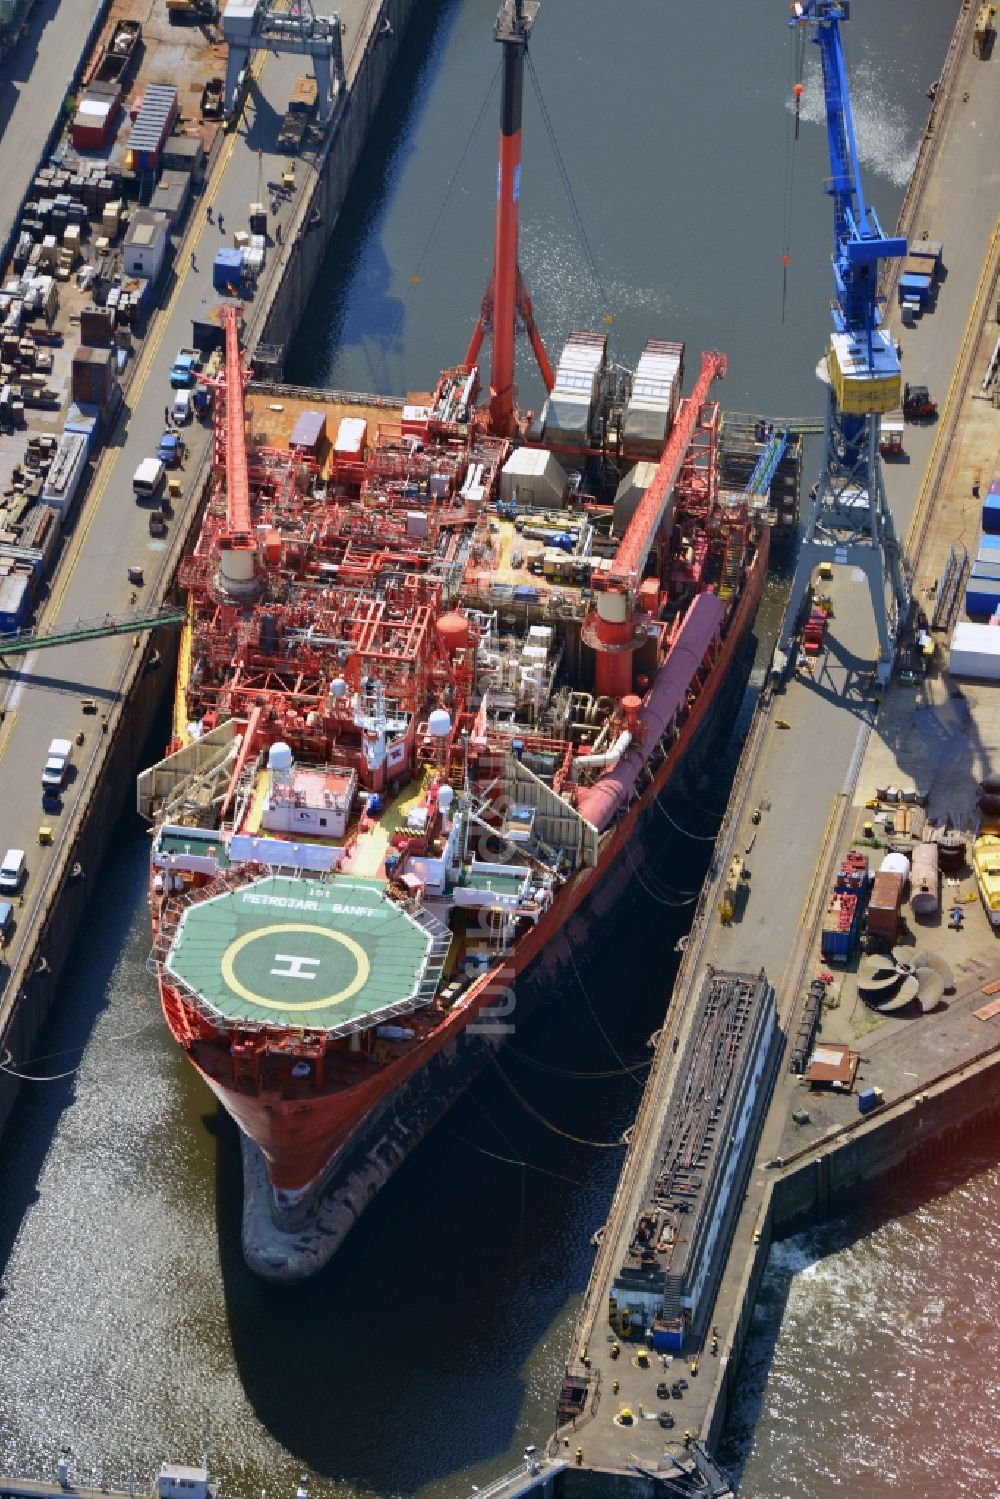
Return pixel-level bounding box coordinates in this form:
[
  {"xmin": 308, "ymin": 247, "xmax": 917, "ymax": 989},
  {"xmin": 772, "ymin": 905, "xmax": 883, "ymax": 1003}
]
[
  {"xmin": 525, "ymin": 50, "xmax": 611, "ymax": 322},
  {"xmin": 381, "ymin": 62, "xmax": 501, "ymax": 365},
  {"xmin": 782, "ymin": 24, "xmax": 806, "ymax": 323}
]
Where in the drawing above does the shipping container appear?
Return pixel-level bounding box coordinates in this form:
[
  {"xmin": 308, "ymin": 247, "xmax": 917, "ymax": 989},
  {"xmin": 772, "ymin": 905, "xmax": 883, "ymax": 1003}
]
[
  {"xmin": 898, "ymin": 271, "xmax": 933, "ymax": 308},
  {"xmin": 858, "ymin": 1086, "xmax": 885, "ymax": 1116},
  {"xmin": 161, "ymin": 136, "xmax": 204, "ymax": 177},
  {"xmin": 0, "ymin": 572, "xmax": 31, "ymax": 633},
  {"xmin": 982, "ymin": 493, "xmax": 1000, "ymax": 533},
  {"xmin": 213, "ymin": 247, "xmax": 244, "ymax": 294},
  {"xmin": 72, "ymin": 87, "xmax": 121, "ymax": 151},
  {"xmin": 289, "ymin": 409, "xmax": 325, "ymax": 452},
  {"xmin": 966, "ymin": 584, "xmax": 1000, "ymax": 618},
  {"xmin": 41, "ymin": 431, "xmax": 89, "ymax": 521},
  {"xmin": 866, "ymin": 871, "xmax": 905, "ymax": 942},
  {"xmin": 902, "ymin": 253, "xmax": 939, "ymax": 284},
  {"xmin": 909, "ymin": 238, "xmax": 943, "ymax": 271},
  {"xmin": 949, "ymin": 620, "xmax": 1000, "ymax": 679},
  {"xmin": 71, "ymin": 345, "xmax": 115, "ymax": 410},
  {"xmin": 80, "ymin": 307, "xmax": 115, "ymax": 347},
  {"xmin": 149, "ymin": 170, "xmax": 190, "ymax": 227},
  {"xmin": 124, "ymin": 84, "xmax": 178, "ymax": 173},
  {"xmin": 821, "ymin": 890, "xmax": 860, "ymax": 961}
]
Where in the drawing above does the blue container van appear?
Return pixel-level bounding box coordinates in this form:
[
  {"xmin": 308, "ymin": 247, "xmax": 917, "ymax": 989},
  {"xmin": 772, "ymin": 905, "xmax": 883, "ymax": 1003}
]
[
  {"xmin": 0, "ymin": 573, "xmax": 31, "ymax": 633},
  {"xmin": 213, "ymin": 248, "xmax": 244, "ymax": 294}
]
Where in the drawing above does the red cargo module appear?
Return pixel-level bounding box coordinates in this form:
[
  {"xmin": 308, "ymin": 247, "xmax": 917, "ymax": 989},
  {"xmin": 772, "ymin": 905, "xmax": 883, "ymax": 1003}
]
[
  {"xmin": 72, "ymin": 84, "xmax": 121, "ymax": 151},
  {"xmin": 867, "ymin": 871, "xmax": 905, "ymax": 942}
]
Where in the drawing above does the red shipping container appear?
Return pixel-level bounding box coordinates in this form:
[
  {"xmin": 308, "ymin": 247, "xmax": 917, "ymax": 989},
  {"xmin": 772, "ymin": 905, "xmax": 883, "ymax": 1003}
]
[{"xmin": 867, "ymin": 871, "xmax": 904, "ymax": 940}]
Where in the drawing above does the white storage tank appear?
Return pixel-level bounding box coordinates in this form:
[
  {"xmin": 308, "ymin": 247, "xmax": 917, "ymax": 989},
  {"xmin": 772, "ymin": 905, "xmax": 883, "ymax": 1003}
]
[{"xmin": 879, "ymin": 851, "xmax": 911, "ymax": 882}]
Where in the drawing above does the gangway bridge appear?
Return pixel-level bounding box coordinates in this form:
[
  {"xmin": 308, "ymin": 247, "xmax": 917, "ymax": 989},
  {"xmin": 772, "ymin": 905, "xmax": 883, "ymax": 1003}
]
[
  {"xmin": 0, "ymin": 605, "xmax": 187, "ymax": 659},
  {"xmin": 746, "ymin": 429, "xmax": 790, "ymax": 496}
]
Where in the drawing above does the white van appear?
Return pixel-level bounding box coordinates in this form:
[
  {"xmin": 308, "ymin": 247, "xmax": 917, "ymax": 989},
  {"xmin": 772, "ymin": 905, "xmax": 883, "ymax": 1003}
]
[
  {"xmin": 133, "ymin": 457, "xmax": 166, "ymax": 499},
  {"xmin": 42, "ymin": 737, "xmax": 73, "ymax": 792},
  {"xmin": 0, "ymin": 848, "xmax": 26, "ymax": 894},
  {"xmin": 171, "ymin": 389, "xmax": 193, "ymax": 425}
]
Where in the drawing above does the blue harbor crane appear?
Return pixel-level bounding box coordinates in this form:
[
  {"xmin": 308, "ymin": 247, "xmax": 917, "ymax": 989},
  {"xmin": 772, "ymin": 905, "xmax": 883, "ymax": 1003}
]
[{"xmin": 776, "ymin": 0, "xmax": 909, "ymax": 686}]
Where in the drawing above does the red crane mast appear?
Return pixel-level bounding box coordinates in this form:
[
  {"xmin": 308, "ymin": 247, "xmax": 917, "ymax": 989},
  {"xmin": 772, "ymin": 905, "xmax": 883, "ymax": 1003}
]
[
  {"xmin": 585, "ymin": 350, "xmax": 728, "ymax": 699},
  {"xmin": 609, "ymin": 350, "xmax": 728, "ymax": 589}
]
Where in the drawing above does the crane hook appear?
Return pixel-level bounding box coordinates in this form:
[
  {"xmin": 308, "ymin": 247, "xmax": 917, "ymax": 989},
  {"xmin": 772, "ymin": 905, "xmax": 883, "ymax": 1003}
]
[{"xmin": 793, "ymin": 81, "xmax": 803, "ymax": 141}]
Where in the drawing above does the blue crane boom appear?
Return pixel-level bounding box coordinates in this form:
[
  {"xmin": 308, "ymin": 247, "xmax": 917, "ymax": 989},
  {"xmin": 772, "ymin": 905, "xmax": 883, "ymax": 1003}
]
[
  {"xmin": 777, "ymin": 0, "xmax": 911, "ymax": 688},
  {"xmin": 791, "ymin": 1, "xmax": 906, "ymax": 363}
]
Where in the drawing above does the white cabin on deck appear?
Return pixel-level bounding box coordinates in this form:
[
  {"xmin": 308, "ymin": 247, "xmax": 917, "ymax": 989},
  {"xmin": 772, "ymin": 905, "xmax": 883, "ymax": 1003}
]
[
  {"xmin": 261, "ymin": 743, "xmax": 357, "ymax": 841},
  {"xmin": 156, "ymin": 1466, "xmax": 212, "ymax": 1499}
]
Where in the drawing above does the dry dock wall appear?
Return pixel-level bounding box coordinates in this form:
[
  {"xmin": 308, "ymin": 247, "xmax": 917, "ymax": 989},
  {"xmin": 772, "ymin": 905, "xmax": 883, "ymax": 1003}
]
[
  {"xmin": 0, "ymin": 492, "xmax": 200, "ymax": 1141},
  {"xmin": 702, "ymin": 1046, "xmax": 1000, "ymax": 1451},
  {"xmin": 0, "ymin": 0, "xmax": 417, "ymax": 1143}
]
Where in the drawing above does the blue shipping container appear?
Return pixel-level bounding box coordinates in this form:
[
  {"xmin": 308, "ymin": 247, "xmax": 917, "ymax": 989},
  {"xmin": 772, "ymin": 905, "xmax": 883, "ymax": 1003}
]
[
  {"xmin": 651, "ymin": 1324, "xmax": 684, "ymax": 1352},
  {"xmin": 858, "ymin": 1087, "xmax": 883, "ymax": 1115},
  {"xmin": 0, "ymin": 572, "xmax": 31, "ymax": 633},
  {"xmin": 970, "ymin": 561, "xmax": 1000, "ymax": 582},
  {"xmin": 213, "ymin": 248, "xmax": 243, "ymax": 294},
  {"xmin": 821, "ymin": 922, "xmax": 859, "ymax": 962},
  {"xmin": 980, "ymin": 531, "xmax": 1000, "ymax": 550},
  {"xmin": 983, "ymin": 494, "xmax": 1000, "ymax": 533},
  {"xmin": 966, "ymin": 586, "xmax": 1000, "ymax": 617},
  {"xmin": 899, "ymin": 272, "xmax": 932, "ymax": 306}
]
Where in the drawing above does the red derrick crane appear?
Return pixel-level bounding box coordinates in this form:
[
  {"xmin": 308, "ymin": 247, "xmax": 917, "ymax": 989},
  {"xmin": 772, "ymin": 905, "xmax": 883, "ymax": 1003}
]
[
  {"xmin": 584, "ymin": 351, "xmax": 728, "ymax": 699},
  {"xmin": 195, "ymin": 302, "xmax": 258, "ymax": 591},
  {"xmin": 464, "ymin": 0, "xmax": 554, "ymax": 437}
]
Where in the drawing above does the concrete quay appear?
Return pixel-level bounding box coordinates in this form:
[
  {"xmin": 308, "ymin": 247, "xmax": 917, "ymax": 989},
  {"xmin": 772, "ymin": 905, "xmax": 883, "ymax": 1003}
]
[
  {"xmin": 0, "ymin": 0, "xmax": 420, "ymax": 1135},
  {"xmin": 515, "ymin": 2, "xmax": 1000, "ymax": 1493}
]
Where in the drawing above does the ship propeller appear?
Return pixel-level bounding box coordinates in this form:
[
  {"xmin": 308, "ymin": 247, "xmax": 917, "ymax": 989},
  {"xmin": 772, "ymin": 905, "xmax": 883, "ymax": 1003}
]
[{"xmin": 858, "ymin": 946, "xmax": 953, "ymax": 1013}]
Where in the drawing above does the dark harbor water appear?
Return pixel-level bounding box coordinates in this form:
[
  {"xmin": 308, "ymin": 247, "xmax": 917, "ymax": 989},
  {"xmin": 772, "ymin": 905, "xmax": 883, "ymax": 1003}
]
[{"xmin": 0, "ymin": 3, "xmax": 980, "ymax": 1498}]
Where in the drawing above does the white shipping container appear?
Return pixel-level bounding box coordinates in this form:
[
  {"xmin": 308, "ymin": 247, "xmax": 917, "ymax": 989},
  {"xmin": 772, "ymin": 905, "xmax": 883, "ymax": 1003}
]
[
  {"xmin": 41, "ymin": 431, "xmax": 88, "ymax": 521},
  {"xmin": 949, "ymin": 620, "xmax": 1000, "ymax": 680}
]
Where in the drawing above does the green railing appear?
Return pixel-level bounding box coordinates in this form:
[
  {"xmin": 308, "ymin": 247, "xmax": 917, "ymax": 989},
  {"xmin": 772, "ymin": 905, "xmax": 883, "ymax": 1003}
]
[{"xmin": 0, "ymin": 606, "xmax": 187, "ymax": 656}]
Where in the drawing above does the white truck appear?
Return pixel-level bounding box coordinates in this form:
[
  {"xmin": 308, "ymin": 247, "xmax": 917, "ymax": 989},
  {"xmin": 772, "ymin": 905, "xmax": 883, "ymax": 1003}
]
[
  {"xmin": 42, "ymin": 737, "xmax": 73, "ymax": 794},
  {"xmin": 133, "ymin": 457, "xmax": 165, "ymax": 499}
]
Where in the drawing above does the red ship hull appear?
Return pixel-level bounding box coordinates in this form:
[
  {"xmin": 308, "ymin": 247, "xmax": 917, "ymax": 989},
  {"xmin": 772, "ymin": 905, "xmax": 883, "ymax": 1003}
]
[{"xmin": 158, "ymin": 526, "xmax": 768, "ymax": 1206}]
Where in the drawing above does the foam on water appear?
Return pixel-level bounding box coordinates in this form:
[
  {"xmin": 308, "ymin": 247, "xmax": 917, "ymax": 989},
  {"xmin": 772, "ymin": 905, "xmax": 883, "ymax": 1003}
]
[
  {"xmin": 794, "ymin": 43, "xmax": 920, "ymax": 191},
  {"xmin": 721, "ymin": 1152, "xmax": 1000, "ymax": 1497}
]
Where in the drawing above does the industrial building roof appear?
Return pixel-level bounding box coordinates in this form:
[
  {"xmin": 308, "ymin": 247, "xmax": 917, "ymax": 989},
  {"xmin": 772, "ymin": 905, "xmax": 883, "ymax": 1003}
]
[
  {"xmin": 166, "ymin": 874, "xmax": 434, "ymax": 1033},
  {"xmin": 126, "ymin": 83, "xmax": 177, "ymax": 154}
]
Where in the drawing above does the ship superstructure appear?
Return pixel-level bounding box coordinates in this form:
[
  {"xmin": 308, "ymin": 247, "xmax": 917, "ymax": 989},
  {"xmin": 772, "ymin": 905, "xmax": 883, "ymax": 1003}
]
[{"xmin": 139, "ymin": 0, "xmax": 775, "ymax": 1270}]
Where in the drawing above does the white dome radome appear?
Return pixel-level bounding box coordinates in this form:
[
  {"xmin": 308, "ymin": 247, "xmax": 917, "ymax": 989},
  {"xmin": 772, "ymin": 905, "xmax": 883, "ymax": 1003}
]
[
  {"xmin": 268, "ymin": 741, "xmax": 293, "ymax": 772},
  {"xmin": 438, "ymin": 785, "xmax": 455, "ymax": 811},
  {"xmin": 428, "ymin": 708, "xmax": 452, "ymax": 738},
  {"xmin": 330, "ymin": 677, "xmax": 348, "ymax": 699}
]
